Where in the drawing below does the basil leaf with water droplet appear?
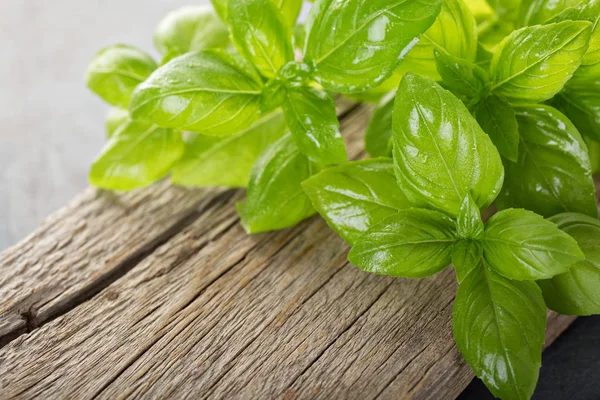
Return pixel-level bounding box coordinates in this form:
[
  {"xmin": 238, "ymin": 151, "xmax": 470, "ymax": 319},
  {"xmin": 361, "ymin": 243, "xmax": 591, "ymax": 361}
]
[
  {"xmin": 475, "ymin": 94, "xmax": 519, "ymax": 162},
  {"xmin": 238, "ymin": 133, "xmax": 317, "ymax": 233},
  {"xmin": 304, "ymin": 0, "xmax": 444, "ymax": 93},
  {"xmin": 489, "ymin": 21, "xmax": 592, "ymax": 102},
  {"xmin": 282, "ymin": 86, "xmax": 347, "ymax": 165},
  {"xmin": 453, "ymin": 265, "xmax": 546, "ymax": 400},
  {"xmin": 172, "ymin": 112, "xmax": 287, "ymax": 188},
  {"xmin": 483, "ymin": 209, "xmax": 584, "ymax": 280},
  {"xmin": 498, "ymin": 105, "xmax": 597, "ymax": 219},
  {"xmin": 130, "ymin": 50, "xmax": 263, "ymax": 136},
  {"xmin": 228, "ymin": 0, "xmax": 294, "ymax": 79},
  {"xmin": 302, "ymin": 158, "xmax": 411, "ymax": 245},
  {"xmin": 539, "ymin": 213, "xmax": 600, "ymax": 316},
  {"xmin": 154, "ymin": 6, "xmax": 230, "ymax": 62},
  {"xmin": 364, "ymin": 91, "xmax": 394, "ymax": 157},
  {"xmin": 518, "ymin": 0, "xmax": 582, "ymax": 27},
  {"xmin": 86, "ymin": 44, "xmax": 158, "ymax": 108},
  {"xmin": 397, "ymin": 0, "xmax": 478, "ymax": 81},
  {"xmin": 89, "ymin": 120, "xmax": 183, "ymax": 191},
  {"xmin": 348, "ymin": 209, "xmax": 456, "ymax": 278},
  {"xmin": 392, "ymin": 73, "xmax": 504, "ymax": 217},
  {"xmin": 106, "ymin": 108, "xmax": 130, "ymax": 139}
]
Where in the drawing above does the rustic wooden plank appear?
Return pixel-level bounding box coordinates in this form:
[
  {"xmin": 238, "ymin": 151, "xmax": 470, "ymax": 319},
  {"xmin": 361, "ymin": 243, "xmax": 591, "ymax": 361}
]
[{"xmin": 0, "ymin": 104, "xmax": 577, "ymax": 399}]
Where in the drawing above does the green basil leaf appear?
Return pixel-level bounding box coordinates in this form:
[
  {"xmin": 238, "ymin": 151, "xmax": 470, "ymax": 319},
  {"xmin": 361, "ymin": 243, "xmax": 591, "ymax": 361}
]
[
  {"xmin": 171, "ymin": 111, "xmax": 286, "ymax": 187},
  {"xmin": 348, "ymin": 209, "xmax": 456, "ymax": 278},
  {"xmin": 539, "ymin": 213, "xmax": 600, "ymax": 315},
  {"xmin": 211, "ymin": 0, "xmax": 229, "ymax": 22},
  {"xmin": 498, "ymin": 105, "xmax": 598, "ymax": 219},
  {"xmin": 457, "ymin": 195, "xmax": 484, "ymax": 240},
  {"xmin": 518, "ymin": 0, "xmax": 582, "ymax": 27},
  {"xmin": 275, "ymin": 0, "xmax": 304, "ymax": 27},
  {"xmin": 484, "ymin": 208, "xmax": 584, "ymax": 280},
  {"xmin": 154, "ymin": 6, "xmax": 230, "ymax": 62},
  {"xmin": 228, "ymin": 0, "xmax": 294, "ymax": 79},
  {"xmin": 475, "ymin": 94, "xmax": 520, "ymax": 162},
  {"xmin": 550, "ymin": 0, "xmax": 600, "ymax": 86},
  {"xmin": 452, "ymin": 240, "xmax": 483, "ymax": 283},
  {"xmin": 489, "ymin": 21, "xmax": 593, "ymax": 102},
  {"xmin": 393, "ymin": 73, "xmax": 504, "ymax": 217},
  {"xmin": 453, "ymin": 265, "xmax": 546, "ymax": 400},
  {"xmin": 586, "ymin": 137, "xmax": 600, "ymax": 174},
  {"xmin": 293, "ymin": 23, "xmax": 307, "ymax": 51},
  {"xmin": 282, "ymin": 86, "xmax": 347, "ymax": 165},
  {"xmin": 130, "ymin": 50, "xmax": 263, "ymax": 136},
  {"xmin": 89, "ymin": 120, "xmax": 183, "ymax": 191},
  {"xmin": 364, "ymin": 91, "xmax": 395, "ymax": 157},
  {"xmin": 302, "ymin": 158, "xmax": 412, "ymax": 245},
  {"xmin": 105, "ymin": 108, "xmax": 130, "ymax": 139},
  {"xmin": 397, "ymin": 0, "xmax": 478, "ymax": 81},
  {"xmin": 238, "ymin": 133, "xmax": 317, "ymax": 233},
  {"xmin": 304, "ymin": 0, "xmax": 444, "ymax": 93},
  {"xmin": 487, "ymin": 0, "xmax": 520, "ymax": 21},
  {"xmin": 86, "ymin": 44, "xmax": 158, "ymax": 108},
  {"xmin": 434, "ymin": 51, "xmax": 488, "ymax": 99},
  {"xmin": 554, "ymin": 83, "xmax": 600, "ymax": 142}
]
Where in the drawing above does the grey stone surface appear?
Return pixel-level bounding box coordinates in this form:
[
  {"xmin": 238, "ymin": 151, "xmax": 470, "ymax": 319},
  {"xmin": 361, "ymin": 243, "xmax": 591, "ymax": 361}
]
[{"xmin": 0, "ymin": 0, "xmax": 208, "ymax": 249}]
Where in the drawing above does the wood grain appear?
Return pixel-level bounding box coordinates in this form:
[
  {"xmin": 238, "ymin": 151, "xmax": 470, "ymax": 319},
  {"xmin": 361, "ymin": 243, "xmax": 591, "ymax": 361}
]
[{"xmin": 0, "ymin": 104, "xmax": 577, "ymax": 399}]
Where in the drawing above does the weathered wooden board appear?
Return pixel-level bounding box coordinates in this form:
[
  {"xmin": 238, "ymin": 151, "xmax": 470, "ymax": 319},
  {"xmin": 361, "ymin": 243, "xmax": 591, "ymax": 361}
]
[{"xmin": 0, "ymin": 104, "xmax": 576, "ymax": 399}]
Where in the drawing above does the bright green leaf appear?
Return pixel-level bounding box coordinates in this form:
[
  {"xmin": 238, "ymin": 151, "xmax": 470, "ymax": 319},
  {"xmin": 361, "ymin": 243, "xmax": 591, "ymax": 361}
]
[
  {"xmin": 304, "ymin": 0, "xmax": 444, "ymax": 93},
  {"xmin": 397, "ymin": 0, "xmax": 478, "ymax": 81},
  {"xmin": 554, "ymin": 82, "xmax": 600, "ymax": 142},
  {"xmin": 452, "ymin": 240, "xmax": 483, "ymax": 283},
  {"xmin": 364, "ymin": 91, "xmax": 394, "ymax": 157},
  {"xmin": 348, "ymin": 209, "xmax": 456, "ymax": 278},
  {"xmin": 130, "ymin": 50, "xmax": 263, "ymax": 136},
  {"xmin": 238, "ymin": 133, "xmax": 317, "ymax": 233},
  {"xmin": 487, "ymin": 0, "xmax": 520, "ymax": 21},
  {"xmin": 89, "ymin": 120, "xmax": 183, "ymax": 191},
  {"xmin": 211, "ymin": 0, "xmax": 229, "ymax": 22},
  {"xmin": 154, "ymin": 6, "xmax": 230, "ymax": 62},
  {"xmin": 489, "ymin": 21, "xmax": 592, "ymax": 102},
  {"xmin": 105, "ymin": 108, "xmax": 130, "ymax": 139},
  {"xmin": 434, "ymin": 51, "xmax": 488, "ymax": 99},
  {"xmin": 484, "ymin": 208, "xmax": 584, "ymax": 280},
  {"xmin": 171, "ymin": 111, "xmax": 287, "ymax": 188},
  {"xmin": 539, "ymin": 213, "xmax": 600, "ymax": 316},
  {"xmin": 86, "ymin": 44, "xmax": 157, "ymax": 108},
  {"xmin": 457, "ymin": 195, "xmax": 484, "ymax": 240},
  {"xmin": 228, "ymin": 0, "xmax": 294, "ymax": 78},
  {"xmin": 475, "ymin": 94, "xmax": 520, "ymax": 162},
  {"xmin": 498, "ymin": 105, "xmax": 598, "ymax": 218},
  {"xmin": 453, "ymin": 265, "xmax": 546, "ymax": 400},
  {"xmin": 275, "ymin": 0, "xmax": 304, "ymax": 27},
  {"xmin": 302, "ymin": 158, "xmax": 411, "ymax": 245},
  {"xmin": 282, "ymin": 86, "xmax": 347, "ymax": 165},
  {"xmin": 392, "ymin": 73, "xmax": 504, "ymax": 217},
  {"xmin": 518, "ymin": 0, "xmax": 582, "ymax": 27}
]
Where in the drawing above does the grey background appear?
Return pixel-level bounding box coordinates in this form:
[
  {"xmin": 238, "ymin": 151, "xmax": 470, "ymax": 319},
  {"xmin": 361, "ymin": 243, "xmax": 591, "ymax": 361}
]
[{"xmin": 1, "ymin": 2, "xmax": 598, "ymax": 399}]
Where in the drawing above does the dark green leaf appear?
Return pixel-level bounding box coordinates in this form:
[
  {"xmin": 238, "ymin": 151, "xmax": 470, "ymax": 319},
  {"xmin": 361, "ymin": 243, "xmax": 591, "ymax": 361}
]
[
  {"xmin": 86, "ymin": 44, "xmax": 157, "ymax": 108},
  {"xmin": 457, "ymin": 195, "xmax": 484, "ymax": 240},
  {"xmin": 484, "ymin": 208, "xmax": 584, "ymax": 280},
  {"xmin": 89, "ymin": 120, "xmax": 183, "ymax": 191},
  {"xmin": 105, "ymin": 108, "xmax": 130, "ymax": 139},
  {"xmin": 171, "ymin": 111, "xmax": 286, "ymax": 188},
  {"xmin": 498, "ymin": 105, "xmax": 598, "ymax": 218},
  {"xmin": 348, "ymin": 209, "xmax": 456, "ymax": 278},
  {"xmin": 304, "ymin": 0, "xmax": 444, "ymax": 93},
  {"xmin": 364, "ymin": 91, "xmax": 394, "ymax": 157},
  {"xmin": 282, "ymin": 86, "xmax": 347, "ymax": 165},
  {"xmin": 554, "ymin": 83, "xmax": 600, "ymax": 142},
  {"xmin": 452, "ymin": 240, "xmax": 483, "ymax": 283},
  {"xmin": 539, "ymin": 213, "xmax": 600, "ymax": 316},
  {"xmin": 489, "ymin": 21, "xmax": 593, "ymax": 102},
  {"xmin": 397, "ymin": 0, "xmax": 479, "ymax": 81},
  {"xmin": 475, "ymin": 94, "xmax": 519, "ymax": 162},
  {"xmin": 153, "ymin": 6, "xmax": 230, "ymax": 62},
  {"xmin": 392, "ymin": 73, "xmax": 504, "ymax": 217},
  {"xmin": 238, "ymin": 133, "xmax": 317, "ymax": 233},
  {"xmin": 302, "ymin": 158, "xmax": 411, "ymax": 245},
  {"xmin": 434, "ymin": 51, "xmax": 488, "ymax": 99},
  {"xmin": 228, "ymin": 0, "xmax": 294, "ymax": 78},
  {"xmin": 130, "ymin": 50, "xmax": 263, "ymax": 136},
  {"xmin": 453, "ymin": 265, "xmax": 546, "ymax": 400}
]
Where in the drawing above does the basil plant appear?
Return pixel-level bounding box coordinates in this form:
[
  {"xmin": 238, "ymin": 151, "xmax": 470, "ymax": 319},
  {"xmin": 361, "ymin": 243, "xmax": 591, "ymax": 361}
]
[{"xmin": 85, "ymin": 0, "xmax": 600, "ymax": 398}]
